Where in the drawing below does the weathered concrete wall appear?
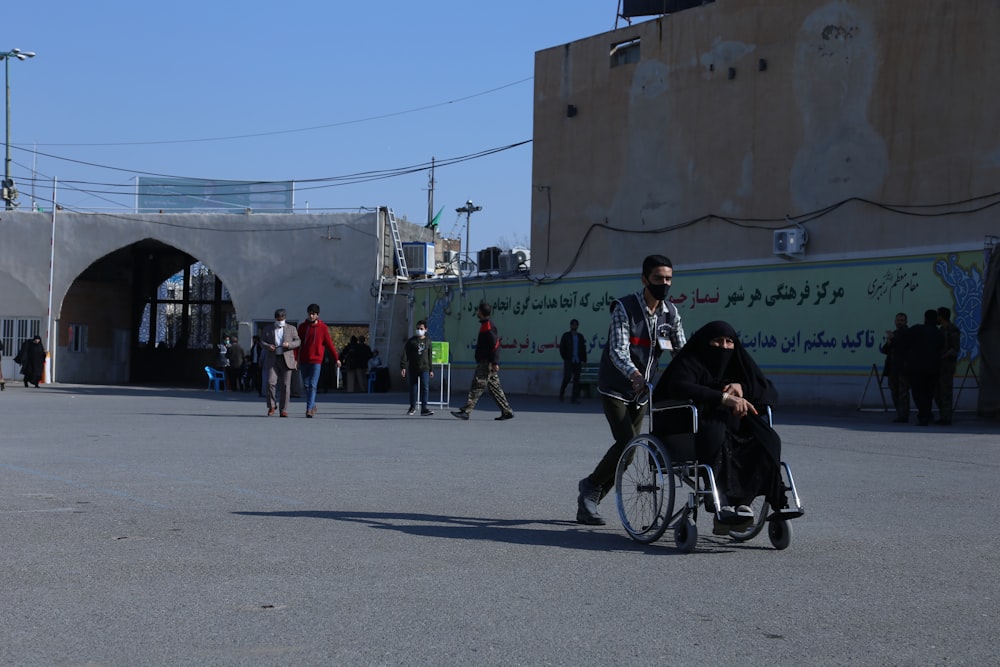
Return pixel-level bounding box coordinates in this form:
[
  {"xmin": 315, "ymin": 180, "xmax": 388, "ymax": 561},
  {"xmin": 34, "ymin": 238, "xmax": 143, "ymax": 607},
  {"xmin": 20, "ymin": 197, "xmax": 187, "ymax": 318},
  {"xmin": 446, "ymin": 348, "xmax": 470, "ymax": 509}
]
[
  {"xmin": 0, "ymin": 210, "xmax": 380, "ymax": 322},
  {"xmin": 0, "ymin": 209, "xmax": 430, "ymax": 384},
  {"xmin": 530, "ymin": 0, "xmax": 1000, "ymax": 277}
]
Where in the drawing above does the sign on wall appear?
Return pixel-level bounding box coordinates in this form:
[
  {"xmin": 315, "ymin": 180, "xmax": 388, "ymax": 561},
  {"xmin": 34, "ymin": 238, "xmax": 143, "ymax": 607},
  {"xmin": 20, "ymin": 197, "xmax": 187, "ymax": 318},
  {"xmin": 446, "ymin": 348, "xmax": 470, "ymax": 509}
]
[
  {"xmin": 413, "ymin": 251, "xmax": 984, "ymax": 376},
  {"xmin": 136, "ymin": 177, "xmax": 294, "ymax": 213}
]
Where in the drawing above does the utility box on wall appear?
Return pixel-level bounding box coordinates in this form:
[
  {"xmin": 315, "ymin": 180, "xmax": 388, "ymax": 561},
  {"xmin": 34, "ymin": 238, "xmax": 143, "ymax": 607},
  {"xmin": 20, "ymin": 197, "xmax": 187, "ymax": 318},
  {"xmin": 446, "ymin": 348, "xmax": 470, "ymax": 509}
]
[{"xmin": 773, "ymin": 229, "xmax": 808, "ymax": 256}]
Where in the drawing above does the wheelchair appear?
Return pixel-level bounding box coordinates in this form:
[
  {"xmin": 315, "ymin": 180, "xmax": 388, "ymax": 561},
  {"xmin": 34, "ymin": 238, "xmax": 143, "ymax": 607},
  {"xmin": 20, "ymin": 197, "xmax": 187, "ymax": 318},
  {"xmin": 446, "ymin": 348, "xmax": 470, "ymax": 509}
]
[{"xmin": 614, "ymin": 392, "xmax": 803, "ymax": 553}]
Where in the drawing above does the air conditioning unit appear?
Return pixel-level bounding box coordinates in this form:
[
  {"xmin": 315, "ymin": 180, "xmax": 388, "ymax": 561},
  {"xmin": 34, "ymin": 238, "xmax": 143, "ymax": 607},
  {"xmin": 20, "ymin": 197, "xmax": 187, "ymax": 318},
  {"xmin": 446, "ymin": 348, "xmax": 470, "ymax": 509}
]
[
  {"xmin": 478, "ymin": 247, "xmax": 502, "ymax": 272},
  {"xmin": 773, "ymin": 228, "xmax": 808, "ymax": 256},
  {"xmin": 510, "ymin": 247, "xmax": 530, "ymax": 272},
  {"xmin": 402, "ymin": 242, "xmax": 435, "ymax": 276},
  {"xmin": 499, "ymin": 247, "xmax": 531, "ymax": 273}
]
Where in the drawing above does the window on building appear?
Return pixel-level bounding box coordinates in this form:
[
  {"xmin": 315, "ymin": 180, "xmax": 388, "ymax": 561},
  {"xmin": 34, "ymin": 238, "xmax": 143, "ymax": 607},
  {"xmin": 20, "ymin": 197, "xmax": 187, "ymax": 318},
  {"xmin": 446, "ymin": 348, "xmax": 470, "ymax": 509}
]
[
  {"xmin": 610, "ymin": 38, "xmax": 640, "ymax": 67},
  {"xmin": 68, "ymin": 324, "xmax": 88, "ymax": 353},
  {"xmin": 1, "ymin": 317, "xmax": 41, "ymax": 356}
]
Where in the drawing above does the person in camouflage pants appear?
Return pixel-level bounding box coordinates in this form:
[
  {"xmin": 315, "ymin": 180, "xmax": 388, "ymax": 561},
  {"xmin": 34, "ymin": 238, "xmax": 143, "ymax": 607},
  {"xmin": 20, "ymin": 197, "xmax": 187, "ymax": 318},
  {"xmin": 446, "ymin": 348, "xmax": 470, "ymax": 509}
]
[{"xmin": 451, "ymin": 302, "xmax": 514, "ymax": 421}]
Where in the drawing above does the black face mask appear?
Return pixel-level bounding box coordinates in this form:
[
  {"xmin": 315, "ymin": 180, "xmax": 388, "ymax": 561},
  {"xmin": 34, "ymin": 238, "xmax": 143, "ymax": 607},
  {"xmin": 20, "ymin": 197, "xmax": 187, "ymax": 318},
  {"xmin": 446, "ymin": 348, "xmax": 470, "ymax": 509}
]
[
  {"xmin": 701, "ymin": 346, "xmax": 734, "ymax": 382},
  {"xmin": 646, "ymin": 282, "xmax": 670, "ymax": 302}
]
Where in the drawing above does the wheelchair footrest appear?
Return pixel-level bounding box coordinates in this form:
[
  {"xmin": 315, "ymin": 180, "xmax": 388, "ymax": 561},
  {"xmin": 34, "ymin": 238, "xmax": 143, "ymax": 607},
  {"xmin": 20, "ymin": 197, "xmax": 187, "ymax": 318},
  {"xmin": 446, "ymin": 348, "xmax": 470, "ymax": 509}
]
[{"xmin": 769, "ymin": 507, "xmax": 804, "ymax": 521}]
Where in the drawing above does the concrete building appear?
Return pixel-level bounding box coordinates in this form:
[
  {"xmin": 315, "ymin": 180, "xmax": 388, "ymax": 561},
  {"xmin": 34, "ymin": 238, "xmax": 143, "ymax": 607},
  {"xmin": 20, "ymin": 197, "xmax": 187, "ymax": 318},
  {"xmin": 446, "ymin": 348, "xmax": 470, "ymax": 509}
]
[
  {"xmin": 0, "ymin": 208, "xmax": 435, "ymax": 386},
  {"xmin": 410, "ymin": 0, "xmax": 999, "ymax": 412},
  {"xmin": 530, "ymin": 0, "xmax": 999, "ymax": 272},
  {"xmin": 4, "ymin": 0, "xmax": 998, "ymax": 413}
]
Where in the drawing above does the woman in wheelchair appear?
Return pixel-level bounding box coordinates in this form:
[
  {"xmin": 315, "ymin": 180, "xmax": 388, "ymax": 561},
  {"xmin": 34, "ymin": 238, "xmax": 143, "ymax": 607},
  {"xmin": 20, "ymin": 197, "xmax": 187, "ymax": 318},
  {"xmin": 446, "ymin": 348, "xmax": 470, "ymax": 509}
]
[{"xmin": 652, "ymin": 320, "xmax": 787, "ymax": 534}]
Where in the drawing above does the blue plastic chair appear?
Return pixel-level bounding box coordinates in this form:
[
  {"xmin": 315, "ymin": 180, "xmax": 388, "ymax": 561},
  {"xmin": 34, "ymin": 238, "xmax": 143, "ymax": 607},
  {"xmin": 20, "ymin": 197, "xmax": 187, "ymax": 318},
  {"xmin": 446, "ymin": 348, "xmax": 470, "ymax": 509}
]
[{"xmin": 205, "ymin": 366, "xmax": 225, "ymax": 392}]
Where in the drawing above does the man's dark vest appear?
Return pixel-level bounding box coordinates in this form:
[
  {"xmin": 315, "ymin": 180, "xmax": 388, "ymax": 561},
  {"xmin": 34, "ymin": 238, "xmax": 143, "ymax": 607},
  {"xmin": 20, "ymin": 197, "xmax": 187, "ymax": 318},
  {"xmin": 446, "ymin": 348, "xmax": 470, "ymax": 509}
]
[{"xmin": 598, "ymin": 292, "xmax": 671, "ymax": 402}]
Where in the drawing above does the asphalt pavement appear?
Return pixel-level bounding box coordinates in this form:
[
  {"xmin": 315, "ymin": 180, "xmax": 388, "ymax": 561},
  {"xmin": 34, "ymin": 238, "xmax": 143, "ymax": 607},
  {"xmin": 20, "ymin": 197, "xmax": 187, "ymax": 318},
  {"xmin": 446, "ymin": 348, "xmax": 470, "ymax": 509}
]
[{"xmin": 2, "ymin": 383, "xmax": 998, "ymax": 666}]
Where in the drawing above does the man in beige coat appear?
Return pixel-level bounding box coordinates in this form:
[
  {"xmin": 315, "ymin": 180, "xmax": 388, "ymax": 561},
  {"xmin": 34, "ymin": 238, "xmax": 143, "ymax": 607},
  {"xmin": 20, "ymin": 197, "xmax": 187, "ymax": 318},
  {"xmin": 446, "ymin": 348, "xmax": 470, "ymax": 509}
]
[{"xmin": 261, "ymin": 308, "xmax": 301, "ymax": 417}]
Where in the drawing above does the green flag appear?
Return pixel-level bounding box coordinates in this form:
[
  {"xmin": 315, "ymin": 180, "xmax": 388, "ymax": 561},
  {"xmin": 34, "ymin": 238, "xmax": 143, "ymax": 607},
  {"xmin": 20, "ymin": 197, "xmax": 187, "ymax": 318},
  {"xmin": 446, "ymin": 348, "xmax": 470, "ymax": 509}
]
[{"xmin": 427, "ymin": 206, "xmax": 444, "ymax": 229}]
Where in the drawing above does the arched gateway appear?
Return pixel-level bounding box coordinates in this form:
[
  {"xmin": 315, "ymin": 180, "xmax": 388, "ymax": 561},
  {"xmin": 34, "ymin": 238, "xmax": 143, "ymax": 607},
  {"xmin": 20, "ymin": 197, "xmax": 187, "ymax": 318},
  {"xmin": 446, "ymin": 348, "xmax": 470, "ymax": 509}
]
[{"xmin": 1, "ymin": 209, "xmax": 432, "ymax": 387}]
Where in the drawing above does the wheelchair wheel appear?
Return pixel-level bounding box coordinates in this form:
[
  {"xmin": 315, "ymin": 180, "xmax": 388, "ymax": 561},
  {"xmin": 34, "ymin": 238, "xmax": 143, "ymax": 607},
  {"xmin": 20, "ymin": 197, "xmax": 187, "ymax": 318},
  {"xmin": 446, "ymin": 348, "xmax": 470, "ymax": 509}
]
[
  {"xmin": 768, "ymin": 518, "xmax": 793, "ymax": 550},
  {"xmin": 615, "ymin": 435, "xmax": 675, "ymax": 544},
  {"xmin": 728, "ymin": 496, "xmax": 769, "ymax": 542},
  {"xmin": 674, "ymin": 515, "xmax": 698, "ymax": 553}
]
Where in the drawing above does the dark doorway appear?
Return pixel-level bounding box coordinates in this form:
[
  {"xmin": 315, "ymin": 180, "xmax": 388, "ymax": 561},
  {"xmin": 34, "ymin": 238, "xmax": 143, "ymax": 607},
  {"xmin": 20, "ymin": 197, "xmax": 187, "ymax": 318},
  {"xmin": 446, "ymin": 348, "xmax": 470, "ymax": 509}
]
[{"xmin": 59, "ymin": 239, "xmax": 234, "ymax": 385}]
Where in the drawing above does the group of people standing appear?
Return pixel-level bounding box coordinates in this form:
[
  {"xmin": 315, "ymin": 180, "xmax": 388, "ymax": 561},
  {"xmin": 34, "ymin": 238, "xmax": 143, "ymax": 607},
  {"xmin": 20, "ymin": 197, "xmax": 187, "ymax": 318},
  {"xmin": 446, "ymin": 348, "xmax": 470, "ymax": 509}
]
[
  {"xmin": 215, "ymin": 335, "xmax": 247, "ymax": 392},
  {"xmin": 880, "ymin": 307, "xmax": 961, "ymax": 426},
  {"xmin": 251, "ymin": 301, "xmax": 517, "ymax": 422},
  {"xmin": 340, "ymin": 335, "xmax": 374, "ymax": 393}
]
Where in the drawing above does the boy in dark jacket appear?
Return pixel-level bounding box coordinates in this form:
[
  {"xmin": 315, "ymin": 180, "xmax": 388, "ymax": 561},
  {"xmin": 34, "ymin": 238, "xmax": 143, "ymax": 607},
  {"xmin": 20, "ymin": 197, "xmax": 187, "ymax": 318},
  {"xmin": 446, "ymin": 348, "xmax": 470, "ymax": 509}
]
[
  {"xmin": 400, "ymin": 320, "xmax": 435, "ymax": 416},
  {"xmin": 451, "ymin": 303, "xmax": 514, "ymax": 421}
]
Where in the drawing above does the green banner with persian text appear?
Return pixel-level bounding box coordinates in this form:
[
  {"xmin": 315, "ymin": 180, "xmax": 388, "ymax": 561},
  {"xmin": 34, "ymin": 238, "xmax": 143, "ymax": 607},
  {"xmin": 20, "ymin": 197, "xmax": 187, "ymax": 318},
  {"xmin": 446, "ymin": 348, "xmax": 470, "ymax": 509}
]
[{"xmin": 413, "ymin": 251, "xmax": 984, "ymax": 376}]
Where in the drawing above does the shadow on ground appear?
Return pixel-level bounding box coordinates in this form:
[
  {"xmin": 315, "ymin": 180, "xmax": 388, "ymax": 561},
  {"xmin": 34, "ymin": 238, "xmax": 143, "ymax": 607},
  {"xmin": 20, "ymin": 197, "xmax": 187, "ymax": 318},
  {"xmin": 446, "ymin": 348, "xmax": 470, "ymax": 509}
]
[{"xmin": 232, "ymin": 509, "xmax": 752, "ymax": 555}]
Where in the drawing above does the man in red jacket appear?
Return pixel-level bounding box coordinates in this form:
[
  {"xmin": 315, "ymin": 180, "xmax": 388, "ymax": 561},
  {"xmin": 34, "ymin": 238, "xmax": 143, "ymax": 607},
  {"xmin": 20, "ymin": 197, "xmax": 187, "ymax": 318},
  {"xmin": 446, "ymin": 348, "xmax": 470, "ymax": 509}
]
[{"xmin": 297, "ymin": 303, "xmax": 341, "ymax": 418}]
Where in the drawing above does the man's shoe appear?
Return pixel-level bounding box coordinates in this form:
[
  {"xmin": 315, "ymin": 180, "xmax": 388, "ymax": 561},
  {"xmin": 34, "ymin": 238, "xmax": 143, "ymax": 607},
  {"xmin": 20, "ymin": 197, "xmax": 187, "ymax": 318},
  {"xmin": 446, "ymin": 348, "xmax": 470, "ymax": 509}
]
[
  {"xmin": 571, "ymin": 398, "xmax": 581, "ymax": 404},
  {"xmin": 576, "ymin": 478, "xmax": 605, "ymax": 525},
  {"xmin": 718, "ymin": 505, "xmax": 754, "ymax": 524},
  {"xmin": 421, "ymin": 409, "xmax": 434, "ymax": 416},
  {"xmin": 267, "ymin": 408, "xmax": 275, "ymax": 416},
  {"xmin": 714, "ymin": 516, "xmax": 753, "ymax": 535},
  {"xmin": 559, "ymin": 395, "xmax": 565, "ymax": 402},
  {"xmin": 495, "ymin": 413, "xmax": 514, "ymax": 421},
  {"xmin": 576, "ymin": 507, "xmax": 606, "ymax": 526},
  {"xmin": 934, "ymin": 418, "xmax": 952, "ymax": 425},
  {"xmin": 451, "ymin": 410, "xmax": 469, "ymax": 421},
  {"xmin": 280, "ymin": 411, "xmax": 289, "ymax": 418},
  {"xmin": 407, "ymin": 408, "xmax": 416, "ymax": 416},
  {"xmin": 892, "ymin": 417, "xmax": 908, "ymax": 423}
]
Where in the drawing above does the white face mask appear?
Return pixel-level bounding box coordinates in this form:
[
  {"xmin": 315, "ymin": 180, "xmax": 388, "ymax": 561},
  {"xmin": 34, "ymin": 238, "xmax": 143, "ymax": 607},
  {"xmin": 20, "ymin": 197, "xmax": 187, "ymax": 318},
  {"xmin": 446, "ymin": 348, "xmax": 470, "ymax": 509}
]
[
  {"xmin": 275, "ymin": 320, "xmax": 284, "ymax": 328},
  {"xmin": 416, "ymin": 328, "xmax": 426, "ymax": 337}
]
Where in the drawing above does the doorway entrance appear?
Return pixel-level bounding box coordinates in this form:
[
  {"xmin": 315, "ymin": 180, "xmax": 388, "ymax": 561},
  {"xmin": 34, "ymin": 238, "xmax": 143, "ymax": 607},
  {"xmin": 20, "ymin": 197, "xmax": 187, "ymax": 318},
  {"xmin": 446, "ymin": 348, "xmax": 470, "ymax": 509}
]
[{"xmin": 57, "ymin": 239, "xmax": 235, "ymax": 385}]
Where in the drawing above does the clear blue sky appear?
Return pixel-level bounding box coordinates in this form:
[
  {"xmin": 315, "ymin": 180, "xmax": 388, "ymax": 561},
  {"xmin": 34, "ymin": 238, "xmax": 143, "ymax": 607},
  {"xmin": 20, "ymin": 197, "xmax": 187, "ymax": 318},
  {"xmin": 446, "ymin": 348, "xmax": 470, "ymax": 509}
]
[{"xmin": 6, "ymin": 1, "xmax": 625, "ymax": 254}]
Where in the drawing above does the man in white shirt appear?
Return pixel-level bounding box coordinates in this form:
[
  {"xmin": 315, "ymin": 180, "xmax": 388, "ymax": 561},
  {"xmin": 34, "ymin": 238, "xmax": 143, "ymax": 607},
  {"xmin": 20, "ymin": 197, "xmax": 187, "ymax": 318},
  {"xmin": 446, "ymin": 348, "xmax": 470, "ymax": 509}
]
[{"xmin": 261, "ymin": 308, "xmax": 301, "ymax": 417}]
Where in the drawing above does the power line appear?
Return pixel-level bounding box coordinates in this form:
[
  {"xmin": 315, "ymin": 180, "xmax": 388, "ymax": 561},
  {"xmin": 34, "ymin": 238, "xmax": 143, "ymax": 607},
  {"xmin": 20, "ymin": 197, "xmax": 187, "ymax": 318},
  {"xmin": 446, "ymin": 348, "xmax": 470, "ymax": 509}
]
[
  {"xmin": 13, "ymin": 141, "xmax": 532, "ymax": 196},
  {"xmin": 23, "ymin": 78, "xmax": 534, "ymax": 148}
]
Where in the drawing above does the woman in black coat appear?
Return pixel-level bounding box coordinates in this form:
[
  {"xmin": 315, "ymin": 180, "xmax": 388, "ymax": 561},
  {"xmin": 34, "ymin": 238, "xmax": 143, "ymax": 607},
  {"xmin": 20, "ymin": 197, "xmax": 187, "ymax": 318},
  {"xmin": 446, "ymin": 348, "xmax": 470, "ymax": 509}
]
[
  {"xmin": 653, "ymin": 320, "xmax": 782, "ymax": 523},
  {"xmin": 14, "ymin": 335, "xmax": 46, "ymax": 388}
]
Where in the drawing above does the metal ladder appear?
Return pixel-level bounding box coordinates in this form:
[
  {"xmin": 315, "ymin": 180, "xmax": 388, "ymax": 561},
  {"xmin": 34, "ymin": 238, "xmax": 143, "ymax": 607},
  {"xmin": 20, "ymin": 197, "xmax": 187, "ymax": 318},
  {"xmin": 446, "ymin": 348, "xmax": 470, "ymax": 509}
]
[
  {"xmin": 387, "ymin": 207, "xmax": 409, "ymax": 279},
  {"xmin": 370, "ymin": 207, "xmax": 409, "ymax": 366}
]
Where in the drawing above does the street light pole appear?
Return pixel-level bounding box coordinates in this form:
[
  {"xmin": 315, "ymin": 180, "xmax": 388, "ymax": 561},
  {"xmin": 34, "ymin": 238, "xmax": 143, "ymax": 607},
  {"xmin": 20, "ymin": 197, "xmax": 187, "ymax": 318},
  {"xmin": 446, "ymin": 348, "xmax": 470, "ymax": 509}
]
[
  {"xmin": 2, "ymin": 48, "xmax": 36, "ymax": 210},
  {"xmin": 455, "ymin": 199, "xmax": 482, "ymax": 272}
]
